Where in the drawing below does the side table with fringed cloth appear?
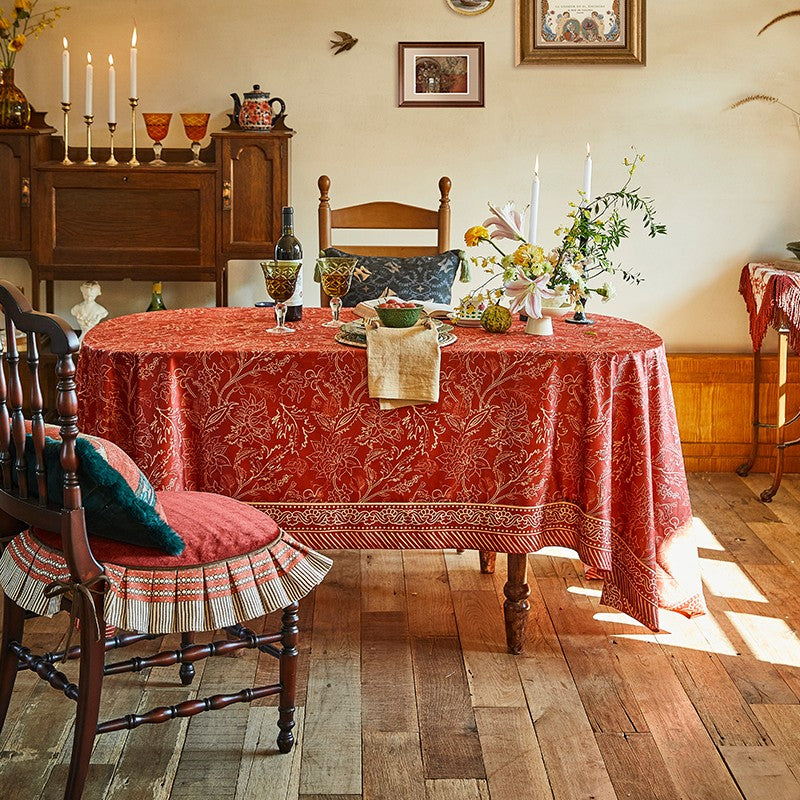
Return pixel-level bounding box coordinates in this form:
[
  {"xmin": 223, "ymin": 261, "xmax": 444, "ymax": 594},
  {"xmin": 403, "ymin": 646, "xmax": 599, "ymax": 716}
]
[
  {"xmin": 75, "ymin": 307, "xmax": 707, "ymax": 653},
  {"xmin": 738, "ymin": 262, "xmax": 800, "ymax": 501}
]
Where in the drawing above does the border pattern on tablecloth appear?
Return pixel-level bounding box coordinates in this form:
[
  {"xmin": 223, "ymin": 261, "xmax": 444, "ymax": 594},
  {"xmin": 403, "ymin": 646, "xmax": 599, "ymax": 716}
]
[{"xmin": 253, "ymin": 499, "xmax": 703, "ymax": 632}]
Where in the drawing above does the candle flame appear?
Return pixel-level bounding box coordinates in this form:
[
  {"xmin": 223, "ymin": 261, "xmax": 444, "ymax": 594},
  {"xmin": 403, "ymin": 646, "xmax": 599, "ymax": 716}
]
[
  {"xmin": 131, "ymin": 27, "xmax": 137, "ymax": 47},
  {"xmin": 534, "ymin": 154, "xmax": 539, "ymax": 174},
  {"xmin": 63, "ymin": 37, "xmax": 68, "ymax": 49},
  {"xmin": 87, "ymin": 52, "xmax": 92, "ymax": 64},
  {"xmin": 108, "ymin": 54, "xmax": 114, "ymax": 66},
  {"xmin": 586, "ymin": 142, "xmax": 591, "ymax": 156}
]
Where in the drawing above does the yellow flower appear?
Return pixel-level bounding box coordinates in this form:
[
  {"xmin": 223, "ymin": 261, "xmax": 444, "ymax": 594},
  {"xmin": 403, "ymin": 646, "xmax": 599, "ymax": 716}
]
[
  {"xmin": 0, "ymin": 16, "xmax": 11, "ymax": 31},
  {"xmin": 8, "ymin": 33, "xmax": 26, "ymax": 50},
  {"xmin": 464, "ymin": 225, "xmax": 489, "ymax": 247},
  {"xmin": 14, "ymin": 0, "xmax": 31, "ymax": 11},
  {"xmin": 513, "ymin": 243, "xmax": 544, "ymax": 266}
]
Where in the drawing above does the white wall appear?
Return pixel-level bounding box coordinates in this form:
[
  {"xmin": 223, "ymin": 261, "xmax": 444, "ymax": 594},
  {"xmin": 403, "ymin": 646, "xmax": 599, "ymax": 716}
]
[{"xmin": 2, "ymin": 0, "xmax": 797, "ymax": 351}]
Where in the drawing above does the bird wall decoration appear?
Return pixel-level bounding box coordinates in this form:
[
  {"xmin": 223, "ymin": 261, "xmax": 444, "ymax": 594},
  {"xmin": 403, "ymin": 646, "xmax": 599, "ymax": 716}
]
[{"xmin": 330, "ymin": 31, "xmax": 358, "ymax": 54}]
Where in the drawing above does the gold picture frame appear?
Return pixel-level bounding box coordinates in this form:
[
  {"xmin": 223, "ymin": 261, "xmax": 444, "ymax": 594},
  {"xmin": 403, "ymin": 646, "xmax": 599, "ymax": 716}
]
[
  {"xmin": 516, "ymin": 0, "xmax": 645, "ymax": 65},
  {"xmin": 445, "ymin": 0, "xmax": 495, "ymax": 15}
]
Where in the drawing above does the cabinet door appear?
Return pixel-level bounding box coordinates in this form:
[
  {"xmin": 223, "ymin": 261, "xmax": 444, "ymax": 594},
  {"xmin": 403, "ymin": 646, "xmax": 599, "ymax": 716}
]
[
  {"xmin": 0, "ymin": 136, "xmax": 30, "ymax": 253},
  {"xmin": 33, "ymin": 168, "xmax": 217, "ymax": 281},
  {"xmin": 221, "ymin": 136, "xmax": 288, "ymax": 258}
]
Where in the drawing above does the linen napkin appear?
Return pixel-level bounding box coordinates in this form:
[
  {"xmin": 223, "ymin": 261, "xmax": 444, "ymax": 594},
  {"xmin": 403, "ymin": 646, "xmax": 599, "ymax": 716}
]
[{"xmin": 365, "ymin": 321, "xmax": 441, "ymax": 410}]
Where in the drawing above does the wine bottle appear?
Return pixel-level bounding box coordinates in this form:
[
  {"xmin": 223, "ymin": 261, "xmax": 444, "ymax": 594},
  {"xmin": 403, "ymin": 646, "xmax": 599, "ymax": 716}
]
[
  {"xmin": 146, "ymin": 281, "xmax": 167, "ymax": 311},
  {"xmin": 275, "ymin": 206, "xmax": 303, "ymax": 322}
]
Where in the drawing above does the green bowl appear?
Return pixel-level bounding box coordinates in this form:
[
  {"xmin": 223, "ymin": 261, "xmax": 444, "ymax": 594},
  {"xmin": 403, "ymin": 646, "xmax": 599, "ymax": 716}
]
[
  {"xmin": 375, "ymin": 304, "xmax": 424, "ymax": 328},
  {"xmin": 787, "ymin": 242, "xmax": 800, "ymax": 259}
]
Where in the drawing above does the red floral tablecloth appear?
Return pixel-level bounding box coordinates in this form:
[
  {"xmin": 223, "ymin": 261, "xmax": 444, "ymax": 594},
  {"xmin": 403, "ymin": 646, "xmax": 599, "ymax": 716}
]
[
  {"xmin": 77, "ymin": 307, "xmax": 704, "ymax": 631},
  {"xmin": 739, "ymin": 262, "xmax": 800, "ymax": 352}
]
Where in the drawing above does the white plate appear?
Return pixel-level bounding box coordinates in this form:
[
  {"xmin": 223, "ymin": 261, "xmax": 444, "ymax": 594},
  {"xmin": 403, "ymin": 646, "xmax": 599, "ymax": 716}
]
[{"xmin": 449, "ymin": 316, "xmax": 483, "ymax": 328}]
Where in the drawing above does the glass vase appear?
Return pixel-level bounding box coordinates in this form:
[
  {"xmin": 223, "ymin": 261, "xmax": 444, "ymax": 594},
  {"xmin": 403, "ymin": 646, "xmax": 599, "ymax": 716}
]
[{"xmin": 0, "ymin": 68, "xmax": 31, "ymax": 129}]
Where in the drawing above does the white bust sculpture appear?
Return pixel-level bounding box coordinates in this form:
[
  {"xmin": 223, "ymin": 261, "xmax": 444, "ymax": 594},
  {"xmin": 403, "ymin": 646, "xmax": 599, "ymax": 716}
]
[{"xmin": 71, "ymin": 281, "xmax": 108, "ymax": 344}]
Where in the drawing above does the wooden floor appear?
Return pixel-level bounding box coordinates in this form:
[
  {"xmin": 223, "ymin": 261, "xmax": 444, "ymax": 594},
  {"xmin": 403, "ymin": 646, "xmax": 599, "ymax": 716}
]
[{"xmin": 3, "ymin": 472, "xmax": 800, "ymax": 800}]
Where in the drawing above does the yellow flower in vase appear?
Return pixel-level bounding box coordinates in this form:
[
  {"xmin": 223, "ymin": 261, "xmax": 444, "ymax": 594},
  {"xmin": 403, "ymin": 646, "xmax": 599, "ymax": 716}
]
[
  {"xmin": 7, "ymin": 33, "xmax": 24, "ymax": 50},
  {"xmin": 464, "ymin": 225, "xmax": 489, "ymax": 247}
]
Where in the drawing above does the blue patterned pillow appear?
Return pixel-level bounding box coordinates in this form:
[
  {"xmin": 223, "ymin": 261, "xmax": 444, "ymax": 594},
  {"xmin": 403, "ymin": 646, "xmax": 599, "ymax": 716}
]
[{"xmin": 323, "ymin": 247, "xmax": 461, "ymax": 307}]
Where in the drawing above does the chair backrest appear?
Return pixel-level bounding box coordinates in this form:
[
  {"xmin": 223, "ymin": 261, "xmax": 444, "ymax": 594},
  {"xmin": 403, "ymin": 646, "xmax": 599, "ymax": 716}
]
[
  {"xmin": 317, "ymin": 175, "xmax": 452, "ymax": 305},
  {"xmin": 0, "ymin": 280, "xmax": 100, "ymax": 582},
  {"xmin": 317, "ymin": 174, "xmax": 451, "ymax": 258}
]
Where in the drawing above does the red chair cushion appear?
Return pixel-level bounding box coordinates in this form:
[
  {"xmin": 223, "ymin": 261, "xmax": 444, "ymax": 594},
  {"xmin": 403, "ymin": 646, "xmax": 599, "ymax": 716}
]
[{"xmin": 33, "ymin": 491, "xmax": 280, "ymax": 568}]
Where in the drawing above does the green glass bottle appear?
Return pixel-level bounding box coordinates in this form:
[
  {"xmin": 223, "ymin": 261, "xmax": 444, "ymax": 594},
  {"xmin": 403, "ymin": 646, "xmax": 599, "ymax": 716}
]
[{"xmin": 146, "ymin": 281, "xmax": 167, "ymax": 311}]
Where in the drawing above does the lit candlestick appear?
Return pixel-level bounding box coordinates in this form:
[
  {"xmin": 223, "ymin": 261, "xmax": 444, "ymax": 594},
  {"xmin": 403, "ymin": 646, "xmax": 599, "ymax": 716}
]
[
  {"xmin": 583, "ymin": 142, "xmax": 592, "ymax": 202},
  {"xmin": 130, "ymin": 26, "xmax": 137, "ymax": 98},
  {"xmin": 85, "ymin": 52, "xmax": 93, "ymax": 116},
  {"xmin": 61, "ymin": 37, "xmax": 69, "ymax": 104},
  {"xmin": 108, "ymin": 54, "xmax": 116, "ymax": 123},
  {"xmin": 528, "ymin": 154, "xmax": 540, "ymax": 244}
]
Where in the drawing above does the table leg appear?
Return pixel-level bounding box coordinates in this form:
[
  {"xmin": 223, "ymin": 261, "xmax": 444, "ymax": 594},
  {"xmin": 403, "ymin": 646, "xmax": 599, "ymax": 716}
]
[
  {"xmin": 736, "ymin": 349, "xmax": 762, "ymax": 477},
  {"xmin": 761, "ymin": 324, "xmax": 790, "ymax": 502},
  {"xmin": 479, "ymin": 551, "xmax": 496, "ymax": 574},
  {"xmin": 503, "ymin": 553, "xmax": 530, "ymax": 655}
]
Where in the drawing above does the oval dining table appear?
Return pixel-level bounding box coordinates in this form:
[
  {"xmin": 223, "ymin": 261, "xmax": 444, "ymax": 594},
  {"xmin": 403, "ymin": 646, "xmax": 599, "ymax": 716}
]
[{"xmin": 76, "ymin": 306, "xmax": 706, "ymax": 653}]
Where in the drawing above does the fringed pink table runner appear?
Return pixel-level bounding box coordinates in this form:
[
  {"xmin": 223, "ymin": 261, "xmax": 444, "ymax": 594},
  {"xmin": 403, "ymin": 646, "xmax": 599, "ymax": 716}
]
[{"xmin": 739, "ymin": 263, "xmax": 800, "ymax": 352}]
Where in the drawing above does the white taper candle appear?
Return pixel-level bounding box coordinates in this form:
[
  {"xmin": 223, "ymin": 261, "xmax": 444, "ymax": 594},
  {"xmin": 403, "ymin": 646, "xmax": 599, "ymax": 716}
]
[
  {"xmin": 108, "ymin": 54, "xmax": 116, "ymax": 123},
  {"xmin": 528, "ymin": 154, "xmax": 540, "ymax": 244},
  {"xmin": 130, "ymin": 27, "xmax": 137, "ymax": 98},
  {"xmin": 85, "ymin": 52, "xmax": 93, "ymax": 116},
  {"xmin": 61, "ymin": 38, "xmax": 69, "ymax": 104}
]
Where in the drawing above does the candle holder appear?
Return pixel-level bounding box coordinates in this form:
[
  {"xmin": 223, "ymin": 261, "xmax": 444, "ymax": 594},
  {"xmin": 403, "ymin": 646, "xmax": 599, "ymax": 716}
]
[
  {"xmin": 127, "ymin": 96, "xmax": 139, "ymax": 166},
  {"xmin": 106, "ymin": 122, "xmax": 118, "ymax": 166},
  {"xmin": 60, "ymin": 101, "xmax": 73, "ymax": 165},
  {"xmin": 565, "ymin": 218, "xmax": 594, "ymax": 325},
  {"xmin": 82, "ymin": 114, "xmax": 96, "ymax": 166}
]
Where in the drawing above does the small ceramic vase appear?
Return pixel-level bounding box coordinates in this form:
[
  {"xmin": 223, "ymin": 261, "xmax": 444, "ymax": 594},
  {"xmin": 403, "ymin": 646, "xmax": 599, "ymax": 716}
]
[{"xmin": 525, "ymin": 316, "xmax": 553, "ymax": 336}]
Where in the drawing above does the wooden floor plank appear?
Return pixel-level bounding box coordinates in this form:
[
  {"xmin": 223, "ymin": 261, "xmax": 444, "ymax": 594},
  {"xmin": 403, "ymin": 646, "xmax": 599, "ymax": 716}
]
[
  {"xmin": 751, "ymin": 704, "xmax": 800, "ymax": 786},
  {"xmin": 361, "ymin": 611, "xmax": 417, "ymax": 733},
  {"xmin": 235, "ymin": 707, "xmax": 303, "ymax": 800},
  {"xmin": 310, "ymin": 549, "xmax": 361, "ymax": 661},
  {"xmin": 411, "ymin": 635, "xmax": 485, "ymax": 781},
  {"xmin": 361, "ymin": 550, "xmax": 406, "ymax": 613},
  {"xmin": 595, "ymin": 732, "xmax": 682, "ymax": 800},
  {"xmin": 450, "ymin": 589, "xmax": 527, "ymax": 708},
  {"xmin": 299, "ymin": 658, "xmax": 361, "ymax": 796},
  {"xmin": 403, "ymin": 550, "xmax": 458, "ymax": 639},
  {"xmin": 362, "ymin": 731, "xmax": 425, "ymax": 800},
  {"xmin": 474, "ymin": 707, "xmax": 552, "ymax": 800},
  {"xmin": 721, "ymin": 745, "xmax": 800, "ymax": 800},
  {"xmin": 424, "ymin": 778, "xmax": 487, "ymax": 800}
]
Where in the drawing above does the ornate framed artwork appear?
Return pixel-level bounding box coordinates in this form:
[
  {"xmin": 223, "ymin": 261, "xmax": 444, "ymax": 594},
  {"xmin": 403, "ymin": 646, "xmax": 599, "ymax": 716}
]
[
  {"xmin": 445, "ymin": 0, "xmax": 494, "ymax": 15},
  {"xmin": 516, "ymin": 0, "xmax": 645, "ymax": 65},
  {"xmin": 398, "ymin": 42, "xmax": 485, "ymax": 108}
]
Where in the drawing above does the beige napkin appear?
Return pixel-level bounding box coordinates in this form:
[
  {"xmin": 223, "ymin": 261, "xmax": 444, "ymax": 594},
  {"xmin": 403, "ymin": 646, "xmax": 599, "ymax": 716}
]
[{"xmin": 366, "ymin": 321, "xmax": 441, "ymax": 410}]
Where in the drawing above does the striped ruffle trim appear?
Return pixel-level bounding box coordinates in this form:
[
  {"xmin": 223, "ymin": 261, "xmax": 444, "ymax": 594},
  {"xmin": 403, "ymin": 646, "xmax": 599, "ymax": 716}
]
[{"xmin": 0, "ymin": 529, "xmax": 332, "ymax": 635}]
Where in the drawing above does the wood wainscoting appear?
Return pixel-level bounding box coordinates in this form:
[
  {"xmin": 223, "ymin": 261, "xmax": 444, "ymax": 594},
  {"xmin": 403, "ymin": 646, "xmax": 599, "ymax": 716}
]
[{"xmin": 668, "ymin": 352, "xmax": 800, "ymax": 473}]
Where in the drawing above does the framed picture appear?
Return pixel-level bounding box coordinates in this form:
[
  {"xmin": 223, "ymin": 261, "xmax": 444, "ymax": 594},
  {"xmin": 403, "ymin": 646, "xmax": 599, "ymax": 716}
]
[
  {"xmin": 516, "ymin": 0, "xmax": 645, "ymax": 65},
  {"xmin": 445, "ymin": 0, "xmax": 494, "ymax": 15},
  {"xmin": 398, "ymin": 42, "xmax": 485, "ymax": 108}
]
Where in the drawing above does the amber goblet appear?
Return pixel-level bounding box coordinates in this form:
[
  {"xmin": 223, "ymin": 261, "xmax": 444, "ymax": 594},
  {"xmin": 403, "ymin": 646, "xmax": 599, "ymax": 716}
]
[
  {"xmin": 180, "ymin": 112, "xmax": 210, "ymax": 166},
  {"xmin": 260, "ymin": 260, "xmax": 301, "ymax": 334},
  {"xmin": 142, "ymin": 113, "xmax": 172, "ymax": 166},
  {"xmin": 317, "ymin": 257, "xmax": 358, "ymax": 327}
]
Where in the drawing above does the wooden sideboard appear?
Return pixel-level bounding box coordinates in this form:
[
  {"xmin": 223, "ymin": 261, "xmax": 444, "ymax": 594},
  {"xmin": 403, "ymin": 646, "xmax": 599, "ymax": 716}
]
[{"xmin": 0, "ymin": 119, "xmax": 292, "ymax": 311}]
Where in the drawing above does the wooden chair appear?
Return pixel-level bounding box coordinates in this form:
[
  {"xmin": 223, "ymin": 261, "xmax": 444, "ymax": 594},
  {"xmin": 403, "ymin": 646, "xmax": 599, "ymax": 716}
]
[
  {"xmin": 0, "ymin": 281, "xmax": 331, "ymax": 800},
  {"xmin": 317, "ymin": 174, "xmax": 452, "ymax": 305}
]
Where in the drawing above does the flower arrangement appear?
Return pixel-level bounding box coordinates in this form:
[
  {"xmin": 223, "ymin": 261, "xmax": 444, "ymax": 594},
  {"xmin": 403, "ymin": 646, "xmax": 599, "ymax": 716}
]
[
  {"xmin": 0, "ymin": 0, "xmax": 69, "ymax": 70},
  {"xmin": 458, "ymin": 152, "xmax": 666, "ymax": 321}
]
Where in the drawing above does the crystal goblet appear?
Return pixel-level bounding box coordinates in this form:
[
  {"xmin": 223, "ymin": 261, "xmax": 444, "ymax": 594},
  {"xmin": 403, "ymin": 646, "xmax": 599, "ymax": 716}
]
[
  {"xmin": 317, "ymin": 257, "xmax": 358, "ymax": 327},
  {"xmin": 260, "ymin": 260, "xmax": 301, "ymax": 334},
  {"xmin": 142, "ymin": 112, "xmax": 172, "ymax": 166},
  {"xmin": 180, "ymin": 112, "xmax": 210, "ymax": 166}
]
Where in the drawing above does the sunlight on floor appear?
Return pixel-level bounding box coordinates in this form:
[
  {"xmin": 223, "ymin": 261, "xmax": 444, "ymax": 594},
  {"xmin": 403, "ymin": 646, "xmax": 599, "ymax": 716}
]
[{"xmin": 727, "ymin": 611, "xmax": 800, "ymax": 667}]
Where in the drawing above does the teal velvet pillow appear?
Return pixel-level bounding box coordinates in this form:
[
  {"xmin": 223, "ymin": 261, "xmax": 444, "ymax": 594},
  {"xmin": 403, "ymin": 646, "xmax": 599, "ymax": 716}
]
[{"xmin": 11, "ymin": 432, "xmax": 185, "ymax": 556}]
